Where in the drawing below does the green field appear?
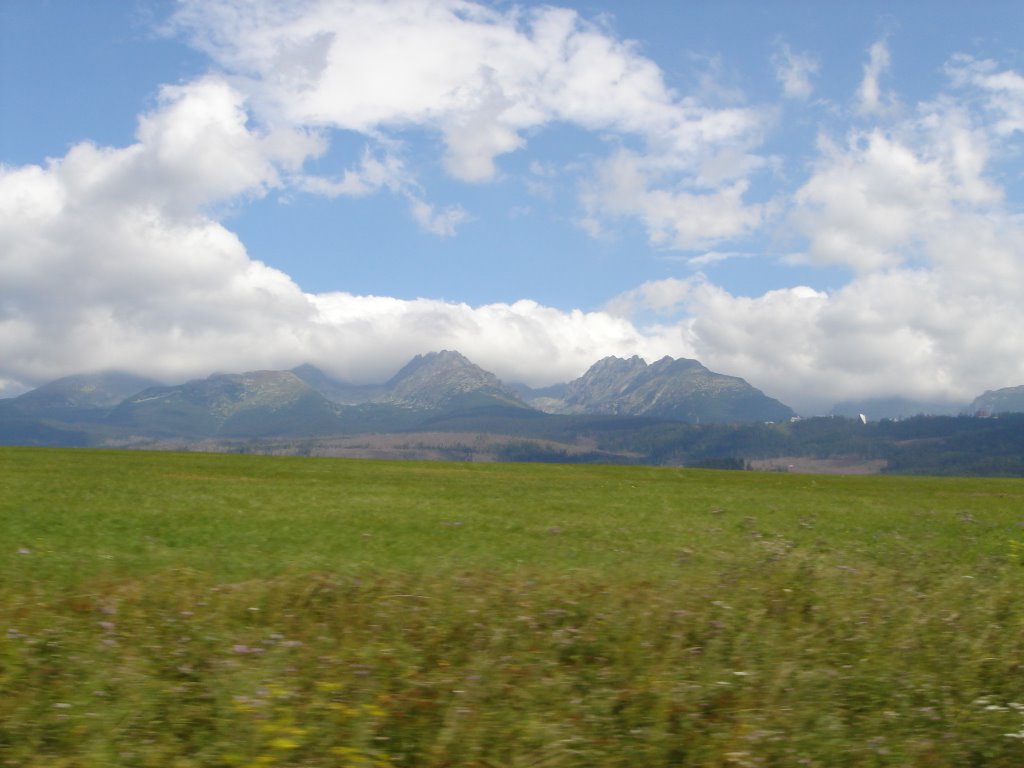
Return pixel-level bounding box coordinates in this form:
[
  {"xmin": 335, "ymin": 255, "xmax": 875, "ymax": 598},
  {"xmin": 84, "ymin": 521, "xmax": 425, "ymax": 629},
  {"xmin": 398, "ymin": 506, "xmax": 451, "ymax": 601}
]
[{"xmin": 3, "ymin": 447, "xmax": 1024, "ymax": 766}]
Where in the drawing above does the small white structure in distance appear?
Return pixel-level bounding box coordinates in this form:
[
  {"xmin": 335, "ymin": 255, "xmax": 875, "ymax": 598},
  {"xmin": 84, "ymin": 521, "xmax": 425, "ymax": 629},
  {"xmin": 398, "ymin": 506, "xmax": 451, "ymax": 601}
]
[{"xmin": 859, "ymin": 413, "xmax": 868, "ymax": 425}]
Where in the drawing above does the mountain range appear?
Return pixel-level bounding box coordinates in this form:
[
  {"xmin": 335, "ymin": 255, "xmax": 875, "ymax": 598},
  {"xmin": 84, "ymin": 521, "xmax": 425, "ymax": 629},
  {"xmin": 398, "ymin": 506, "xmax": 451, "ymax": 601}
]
[
  {"xmin": 0, "ymin": 350, "xmax": 791, "ymax": 442},
  {"xmin": 2, "ymin": 351, "xmax": 1023, "ymax": 475}
]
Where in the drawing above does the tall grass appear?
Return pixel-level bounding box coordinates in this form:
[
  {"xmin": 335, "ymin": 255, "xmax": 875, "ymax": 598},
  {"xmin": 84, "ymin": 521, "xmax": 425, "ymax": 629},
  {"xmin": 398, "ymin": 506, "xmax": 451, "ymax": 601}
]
[{"xmin": 2, "ymin": 447, "xmax": 1024, "ymax": 766}]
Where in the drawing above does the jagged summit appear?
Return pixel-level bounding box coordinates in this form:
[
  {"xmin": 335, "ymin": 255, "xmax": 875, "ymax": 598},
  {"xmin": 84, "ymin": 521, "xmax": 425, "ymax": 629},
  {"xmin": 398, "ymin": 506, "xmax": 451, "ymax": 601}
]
[
  {"xmin": 527, "ymin": 354, "xmax": 794, "ymax": 424},
  {"xmin": 291, "ymin": 352, "xmax": 529, "ymax": 412},
  {"xmin": 384, "ymin": 350, "xmax": 528, "ymax": 411}
]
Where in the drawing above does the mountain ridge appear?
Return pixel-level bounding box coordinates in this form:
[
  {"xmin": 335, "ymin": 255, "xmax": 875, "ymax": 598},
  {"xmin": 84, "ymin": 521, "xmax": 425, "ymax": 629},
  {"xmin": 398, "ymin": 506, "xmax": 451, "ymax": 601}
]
[
  {"xmin": 1, "ymin": 351, "xmax": 798, "ymax": 445},
  {"xmin": 12, "ymin": 371, "xmax": 163, "ymax": 422},
  {"xmin": 108, "ymin": 370, "xmax": 346, "ymax": 438},
  {"xmin": 970, "ymin": 385, "xmax": 1024, "ymax": 416},
  {"xmin": 6, "ymin": 353, "xmax": 1023, "ymax": 462},
  {"xmin": 3, "ymin": 356, "xmax": 1024, "ymax": 475},
  {"xmin": 522, "ymin": 354, "xmax": 795, "ymax": 423}
]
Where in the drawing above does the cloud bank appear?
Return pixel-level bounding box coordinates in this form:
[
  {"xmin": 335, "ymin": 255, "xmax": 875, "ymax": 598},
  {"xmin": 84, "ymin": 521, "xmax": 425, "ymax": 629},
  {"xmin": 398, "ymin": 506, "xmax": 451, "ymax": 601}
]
[{"xmin": 3, "ymin": 2, "xmax": 1024, "ymax": 414}]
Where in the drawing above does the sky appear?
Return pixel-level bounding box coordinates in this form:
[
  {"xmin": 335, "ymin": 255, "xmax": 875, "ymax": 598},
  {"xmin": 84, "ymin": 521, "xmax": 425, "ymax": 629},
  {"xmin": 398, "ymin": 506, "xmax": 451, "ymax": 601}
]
[{"xmin": 3, "ymin": 0, "xmax": 1024, "ymax": 414}]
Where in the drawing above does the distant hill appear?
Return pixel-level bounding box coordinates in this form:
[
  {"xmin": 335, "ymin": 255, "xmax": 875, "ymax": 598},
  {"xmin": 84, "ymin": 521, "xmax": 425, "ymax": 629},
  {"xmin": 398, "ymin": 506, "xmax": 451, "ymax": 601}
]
[
  {"xmin": 12, "ymin": 371, "xmax": 162, "ymax": 422},
  {"xmin": 522, "ymin": 355, "xmax": 795, "ymax": 424},
  {"xmin": 295, "ymin": 351, "xmax": 532, "ymax": 414},
  {"xmin": 107, "ymin": 370, "xmax": 346, "ymax": 438},
  {"xmin": 0, "ymin": 398, "xmax": 90, "ymax": 446},
  {"xmin": 970, "ymin": 385, "xmax": 1024, "ymax": 415}
]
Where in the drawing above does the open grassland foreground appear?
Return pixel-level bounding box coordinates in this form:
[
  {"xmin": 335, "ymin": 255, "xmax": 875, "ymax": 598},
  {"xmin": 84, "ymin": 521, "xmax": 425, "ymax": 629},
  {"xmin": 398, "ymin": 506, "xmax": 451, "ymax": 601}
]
[{"xmin": 2, "ymin": 448, "xmax": 1024, "ymax": 766}]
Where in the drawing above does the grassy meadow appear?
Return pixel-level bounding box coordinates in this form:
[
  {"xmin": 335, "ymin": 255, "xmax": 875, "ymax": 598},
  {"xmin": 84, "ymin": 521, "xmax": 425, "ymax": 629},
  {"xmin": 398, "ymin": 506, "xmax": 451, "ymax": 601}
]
[{"xmin": 2, "ymin": 446, "xmax": 1024, "ymax": 766}]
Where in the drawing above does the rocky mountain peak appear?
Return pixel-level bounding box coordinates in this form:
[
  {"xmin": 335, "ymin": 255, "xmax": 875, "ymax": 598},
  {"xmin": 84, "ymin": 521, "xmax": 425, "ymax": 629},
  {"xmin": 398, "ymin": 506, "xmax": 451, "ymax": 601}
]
[
  {"xmin": 387, "ymin": 350, "xmax": 475, "ymax": 384},
  {"xmin": 384, "ymin": 350, "xmax": 526, "ymax": 410},
  {"xmin": 532, "ymin": 354, "xmax": 794, "ymax": 423}
]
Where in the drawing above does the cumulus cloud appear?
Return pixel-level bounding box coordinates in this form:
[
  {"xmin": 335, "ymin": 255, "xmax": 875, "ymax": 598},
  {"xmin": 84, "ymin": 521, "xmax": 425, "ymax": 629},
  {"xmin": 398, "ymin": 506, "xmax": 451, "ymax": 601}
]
[
  {"xmin": 591, "ymin": 49, "xmax": 1024, "ymax": 412},
  {"xmin": 5, "ymin": 1, "xmax": 1024, "ymax": 417},
  {"xmin": 7, "ymin": 0, "xmax": 745, "ymax": 396},
  {"xmin": 0, "ymin": 109, "xmax": 317, "ymax": 384},
  {"xmin": 0, "ymin": 127, "xmax": 680, "ymax": 390},
  {"xmin": 603, "ymin": 278, "xmax": 696, "ymax": 319},
  {"xmin": 790, "ymin": 105, "xmax": 1000, "ymax": 272},
  {"xmin": 674, "ymin": 54, "xmax": 1024, "ymax": 410},
  {"xmin": 308, "ymin": 293, "xmax": 689, "ymax": 386},
  {"xmin": 168, "ymin": 0, "xmax": 772, "ymax": 248},
  {"xmin": 681, "ymin": 258, "xmax": 1024, "ymax": 412},
  {"xmin": 581, "ymin": 149, "xmax": 766, "ymax": 250},
  {"xmin": 0, "ymin": 71, "xmax": 688, "ymax": 391}
]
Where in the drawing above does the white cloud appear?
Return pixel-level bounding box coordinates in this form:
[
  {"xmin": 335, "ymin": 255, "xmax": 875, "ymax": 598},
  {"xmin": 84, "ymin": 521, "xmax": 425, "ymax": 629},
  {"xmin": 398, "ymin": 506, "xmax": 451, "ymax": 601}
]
[
  {"xmin": 603, "ymin": 277, "xmax": 696, "ymax": 319},
  {"xmin": 6, "ymin": 2, "xmax": 1024, "ymax": 419},
  {"xmin": 772, "ymin": 43, "xmax": 819, "ymax": 100},
  {"xmin": 0, "ymin": 378, "xmax": 29, "ymax": 399},
  {"xmin": 791, "ymin": 99, "xmax": 1001, "ymax": 272},
  {"xmin": 0, "ymin": 81, "xmax": 309, "ymax": 382},
  {"xmin": 0, "ymin": 131, "xmax": 684, "ymax": 391},
  {"xmin": 299, "ymin": 145, "xmax": 470, "ymax": 236},
  {"xmin": 791, "ymin": 129, "xmax": 949, "ymax": 271},
  {"xmin": 0, "ymin": 75, "xmax": 689, "ymax": 392},
  {"xmin": 588, "ymin": 50, "xmax": 1024, "ymax": 413},
  {"xmin": 602, "ymin": 268, "xmax": 1015, "ymax": 413},
  {"xmin": 857, "ymin": 40, "xmax": 895, "ymax": 115},
  {"xmin": 945, "ymin": 54, "xmax": 1024, "ymax": 136},
  {"xmin": 169, "ymin": 0, "xmax": 773, "ymax": 248},
  {"xmin": 308, "ymin": 293, "xmax": 690, "ymax": 386},
  {"xmin": 677, "ymin": 53, "xmax": 1024, "ymax": 411},
  {"xmin": 298, "ymin": 147, "xmax": 408, "ymax": 197},
  {"xmin": 134, "ymin": 77, "xmax": 322, "ymax": 213},
  {"xmin": 686, "ymin": 250, "xmax": 750, "ymax": 267},
  {"xmin": 581, "ymin": 149, "xmax": 766, "ymax": 250},
  {"xmin": 407, "ymin": 196, "xmax": 469, "ymax": 237}
]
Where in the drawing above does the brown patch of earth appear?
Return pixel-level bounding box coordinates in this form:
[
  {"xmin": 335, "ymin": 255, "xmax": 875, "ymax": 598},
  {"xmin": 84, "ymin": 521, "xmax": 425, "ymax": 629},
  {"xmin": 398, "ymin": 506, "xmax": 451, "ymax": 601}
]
[{"xmin": 749, "ymin": 456, "xmax": 888, "ymax": 475}]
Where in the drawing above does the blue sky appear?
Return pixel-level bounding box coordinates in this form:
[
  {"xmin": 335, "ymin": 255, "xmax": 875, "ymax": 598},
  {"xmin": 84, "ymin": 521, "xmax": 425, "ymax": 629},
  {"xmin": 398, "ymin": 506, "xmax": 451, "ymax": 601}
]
[{"xmin": 3, "ymin": 0, "xmax": 1024, "ymax": 413}]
